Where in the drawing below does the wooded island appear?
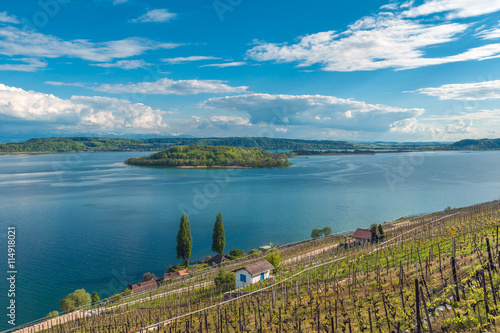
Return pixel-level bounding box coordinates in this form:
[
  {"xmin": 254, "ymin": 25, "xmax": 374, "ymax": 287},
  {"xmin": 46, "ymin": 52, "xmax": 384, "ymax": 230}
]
[{"xmin": 125, "ymin": 145, "xmax": 293, "ymax": 168}]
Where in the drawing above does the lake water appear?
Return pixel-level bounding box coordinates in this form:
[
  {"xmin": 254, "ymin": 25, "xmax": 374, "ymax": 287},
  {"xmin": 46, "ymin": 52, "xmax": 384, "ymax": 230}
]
[{"xmin": 1, "ymin": 150, "xmax": 500, "ymax": 329}]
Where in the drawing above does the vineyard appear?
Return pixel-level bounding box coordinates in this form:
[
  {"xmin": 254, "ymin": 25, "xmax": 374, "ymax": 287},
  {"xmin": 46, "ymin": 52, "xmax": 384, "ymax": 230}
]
[{"xmin": 11, "ymin": 200, "xmax": 500, "ymax": 333}]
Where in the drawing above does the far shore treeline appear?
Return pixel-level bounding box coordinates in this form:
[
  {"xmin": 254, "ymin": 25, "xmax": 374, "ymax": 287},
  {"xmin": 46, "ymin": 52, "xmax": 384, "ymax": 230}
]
[
  {"xmin": 1, "ymin": 136, "xmax": 500, "ymax": 153},
  {"xmin": 126, "ymin": 145, "xmax": 293, "ymax": 168}
]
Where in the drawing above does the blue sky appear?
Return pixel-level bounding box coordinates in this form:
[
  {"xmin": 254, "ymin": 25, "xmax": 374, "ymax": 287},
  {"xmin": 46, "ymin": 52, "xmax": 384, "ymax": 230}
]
[{"xmin": 0, "ymin": 0, "xmax": 500, "ymax": 142}]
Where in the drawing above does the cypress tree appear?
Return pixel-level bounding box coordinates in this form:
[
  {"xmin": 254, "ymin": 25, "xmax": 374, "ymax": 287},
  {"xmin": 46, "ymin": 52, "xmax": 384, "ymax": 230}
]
[
  {"xmin": 211, "ymin": 212, "xmax": 226, "ymax": 255},
  {"xmin": 176, "ymin": 213, "xmax": 192, "ymax": 267}
]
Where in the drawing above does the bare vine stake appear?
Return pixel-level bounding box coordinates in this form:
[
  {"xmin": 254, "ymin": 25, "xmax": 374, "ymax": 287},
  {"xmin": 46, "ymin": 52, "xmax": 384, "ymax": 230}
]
[
  {"xmin": 415, "ymin": 278, "xmax": 422, "ymax": 333},
  {"xmin": 480, "ymin": 270, "xmax": 491, "ymax": 324},
  {"xmin": 419, "ymin": 286, "xmax": 433, "ymax": 333}
]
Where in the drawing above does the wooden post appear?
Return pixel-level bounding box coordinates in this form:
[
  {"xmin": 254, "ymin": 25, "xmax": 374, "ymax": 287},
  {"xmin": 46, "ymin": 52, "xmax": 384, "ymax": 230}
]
[{"xmin": 415, "ymin": 278, "xmax": 422, "ymax": 333}]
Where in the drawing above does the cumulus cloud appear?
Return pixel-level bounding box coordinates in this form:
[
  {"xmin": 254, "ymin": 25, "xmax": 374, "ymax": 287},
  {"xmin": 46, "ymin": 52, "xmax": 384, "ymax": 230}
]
[
  {"xmin": 246, "ymin": 2, "xmax": 500, "ymax": 72},
  {"xmin": 200, "ymin": 62, "xmax": 246, "ymax": 68},
  {"xmin": 94, "ymin": 78, "xmax": 248, "ymax": 95},
  {"xmin": 0, "ymin": 84, "xmax": 169, "ymax": 133},
  {"xmin": 131, "ymin": 9, "xmax": 177, "ymax": 23},
  {"xmin": 90, "ymin": 59, "xmax": 152, "ymax": 70},
  {"xmin": 200, "ymin": 93, "xmax": 424, "ymax": 132},
  {"xmin": 413, "ymin": 80, "xmax": 500, "ymax": 100},
  {"xmin": 161, "ymin": 56, "xmax": 221, "ymax": 64},
  {"xmin": 0, "ymin": 25, "xmax": 179, "ymax": 63},
  {"xmin": 402, "ymin": 0, "xmax": 500, "ymax": 19}
]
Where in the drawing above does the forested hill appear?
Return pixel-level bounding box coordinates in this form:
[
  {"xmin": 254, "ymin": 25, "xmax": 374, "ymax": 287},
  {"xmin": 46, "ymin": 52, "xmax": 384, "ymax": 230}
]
[
  {"xmin": 126, "ymin": 145, "xmax": 293, "ymax": 168},
  {"xmin": 0, "ymin": 137, "xmax": 354, "ymax": 152},
  {"xmin": 449, "ymin": 138, "xmax": 500, "ymax": 149},
  {"xmin": 1, "ymin": 136, "xmax": 500, "ymax": 153}
]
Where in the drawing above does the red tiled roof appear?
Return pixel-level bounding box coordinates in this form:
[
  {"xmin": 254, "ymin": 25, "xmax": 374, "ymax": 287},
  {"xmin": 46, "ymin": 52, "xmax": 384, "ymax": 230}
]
[
  {"xmin": 128, "ymin": 279, "xmax": 157, "ymax": 293},
  {"xmin": 351, "ymin": 228, "xmax": 372, "ymax": 240}
]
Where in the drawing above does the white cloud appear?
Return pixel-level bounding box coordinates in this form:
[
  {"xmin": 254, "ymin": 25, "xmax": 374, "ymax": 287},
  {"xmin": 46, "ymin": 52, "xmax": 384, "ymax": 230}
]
[
  {"xmin": 402, "ymin": 0, "xmax": 500, "ymax": 19},
  {"xmin": 0, "ymin": 25, "xmax": 179, "ymax": 63},
  {"xmin": 0, "ymin": 58, "xmax": 46, "ymax": 72},
  {"xmin": 0, "ymin": 12, "xmax": 19, "ymax": 24},
  {"xmin": 0, "ymin": 84, "xmax": 169, "ymax": 132},
  {"xmin": 131, "ymin": 9, "xmax": 177, "ymax": 23},
  {"xmin": 94, "ymin": 78, "xmax": 248, "ymax": 95},
  {"xmin": 161, "ymin": 56, "xmax": 221, "ymax": 64},
  {"xmin": 444, "ymin": 119, "xmax": 473, "ymax": 133},
  {"xmin": 45, "ymin": 81, "xmax": 87, "ymax": 87},
  {"xmin": 478, "ymin": 27, "xmax": 500, "ymax": 40},
  {"xmin": 200, "ymin": 93, "xmax": 424, "ymax": 132},
  {"xmin": 413, "ymin": 80, "xmax": 500, "ymax": 100},
  {"xmin": 200, "ymin": 61, "xmax": 246, "ymax": 68},
  {"xmin": 247, "ymin": 2, "xmax": 500, "ymax": 72},
  {"xmin": 90, "ymin": 59, "xmax": 152, "ymax": 70},
  {"xmin": 247, "ymin": 16, "xmax": 499, "ymax": 72}
]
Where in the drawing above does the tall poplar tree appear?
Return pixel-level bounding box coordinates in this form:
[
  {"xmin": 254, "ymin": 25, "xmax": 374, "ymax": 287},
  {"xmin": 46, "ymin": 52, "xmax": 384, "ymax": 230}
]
[
  {"xmin": 211, "ymin": 212, "xmax": 225, "ymax": 255},
  {"xmin": 176, "ymin": 213, "xmax": 192, "ymax": 267}
]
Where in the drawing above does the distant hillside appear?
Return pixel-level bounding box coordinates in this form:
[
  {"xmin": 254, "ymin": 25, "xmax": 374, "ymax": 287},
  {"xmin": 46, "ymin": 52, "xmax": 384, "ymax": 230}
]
[
  {"xmin": 449, "ymin": 138, "xmax": 500, "ymax": 149},
  {"xmin": 0, "ymin": 137, "xmax": 355, "ymax": 153},
  {"xmin": 126, "ymin": 145, "xmax": 293, "ymax": 168}
]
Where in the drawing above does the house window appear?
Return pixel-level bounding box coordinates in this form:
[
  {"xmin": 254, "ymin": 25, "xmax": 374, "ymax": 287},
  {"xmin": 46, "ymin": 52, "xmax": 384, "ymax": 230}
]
[
  {"xmin": 240, "ymin": 274, "xmax": 246, "ymax": 282},
  {"xmin": 260, "ymin": 273, "xmax": 264, "ymax": 281}
]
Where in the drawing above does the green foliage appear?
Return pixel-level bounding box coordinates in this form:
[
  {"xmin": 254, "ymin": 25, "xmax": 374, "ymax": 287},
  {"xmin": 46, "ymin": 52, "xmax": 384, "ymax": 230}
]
[
  {"xmin": 229, "ymin": 249, "xmax": 244, "ymax": 258},
  {"xmin": 176, "ymin": 214, "xmax": 193, "ymax": 267},
  {"xmin": 126, "ymin": 145, "xmax": 294, "ymax": 168},
  {"xmin": 91, "ymin": 291, "xmax": 99, "ymax": 305},
  {"xmin": 47, "ymin": 311, "xmax": 59, "ymax": 319},
  {"xmin": 59, "ymin": 289, "xmax": 91, "ymax": 313},
  {"xmin": 122, "ymin": 288, "xmax": 132, "ymax": 297},
  {"xmin": 311, "ymin": 228, "xmax": 323, "ymax": 239},
  {"xmin": 322, "ymin": 227, "xmax": 333, "ymax": 236},
  {"xmin": 0, "ymin": 137, "xmax": 356, "ymax": 153},
  {"xmin": 214, "ymin": 268, "xmax": 235, "ymax": 287},
  {"xmin": 211, "ymin": 213, "xmax": 225, "ymax": 255},
  {"xmin": 377, "ymin": 224, "xmax": 384, "ymax": 237},
  {"xmin": 369, "ymin": 224, "xmax": 378, "ymax": 239},
  {"xmin": 265, "ymin": 249, "xmax": 284, "ymax": 274},
  {"xmin": 248, "ymin": 249, "xmax": 261, "ymax": 255}
]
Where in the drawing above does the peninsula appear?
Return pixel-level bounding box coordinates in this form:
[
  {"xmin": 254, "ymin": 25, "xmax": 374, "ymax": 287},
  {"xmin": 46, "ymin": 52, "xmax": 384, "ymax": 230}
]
[{"xmin": 125, "ymin": 145, "xmax": 293, "ymax": 168}]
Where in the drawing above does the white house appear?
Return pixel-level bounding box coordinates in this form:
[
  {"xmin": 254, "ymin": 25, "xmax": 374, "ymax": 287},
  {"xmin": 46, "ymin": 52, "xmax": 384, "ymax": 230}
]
[{"xmin": 234, "ymin": 260, "xmax": 274, "ymax": 289}]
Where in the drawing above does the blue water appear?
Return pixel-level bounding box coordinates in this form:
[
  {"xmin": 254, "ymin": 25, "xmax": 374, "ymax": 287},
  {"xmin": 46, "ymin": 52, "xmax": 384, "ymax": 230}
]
[{"xmin": 1, "ymin": 150, "xmax": 500, "ymax": 329}]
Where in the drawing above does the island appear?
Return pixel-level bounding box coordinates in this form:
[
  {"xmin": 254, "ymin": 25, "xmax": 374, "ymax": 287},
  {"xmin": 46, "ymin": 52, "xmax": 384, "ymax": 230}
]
[{"xmin": 125, "ymin": 145, "xmax": 294, "ymax": 168}]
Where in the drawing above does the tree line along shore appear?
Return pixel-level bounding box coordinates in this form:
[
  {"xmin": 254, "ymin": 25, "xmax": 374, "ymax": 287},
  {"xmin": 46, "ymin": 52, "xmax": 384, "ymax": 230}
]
[{"xmin": 1, "ymin": 136, "xmax": 500, "ymax": 153}]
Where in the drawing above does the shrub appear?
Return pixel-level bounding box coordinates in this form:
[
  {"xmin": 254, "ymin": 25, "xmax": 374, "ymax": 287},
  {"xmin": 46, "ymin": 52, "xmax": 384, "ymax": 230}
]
[{"xmin": 214, "ymin": 269, "xmax": 235, "ymax": 287}]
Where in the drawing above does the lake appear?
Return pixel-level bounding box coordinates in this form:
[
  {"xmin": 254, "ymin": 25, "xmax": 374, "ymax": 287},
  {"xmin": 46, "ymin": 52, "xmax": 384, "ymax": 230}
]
[{"xmin": 1, "ymin": 150, "xmax": 500, "ymax": 329}]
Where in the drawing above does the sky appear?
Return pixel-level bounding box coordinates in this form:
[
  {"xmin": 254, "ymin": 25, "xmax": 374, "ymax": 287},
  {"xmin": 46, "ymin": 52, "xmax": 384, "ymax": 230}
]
[{"xmin": 0, "ymin": 0, "xmax": 499, "ymax": 142}]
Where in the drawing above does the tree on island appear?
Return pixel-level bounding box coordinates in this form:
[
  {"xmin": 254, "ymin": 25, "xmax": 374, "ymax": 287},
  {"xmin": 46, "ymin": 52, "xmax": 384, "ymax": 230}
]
[
  {"xmin": 59, "ymin": 289, "xmax": 91, "ymax": 313},
  {"xmin": 176, "ymin": 213, "xmax": 193, "ymax": 267},
  {"xmin": 211, "ymin": 212, "xmax": 226, "ymax": 255}
]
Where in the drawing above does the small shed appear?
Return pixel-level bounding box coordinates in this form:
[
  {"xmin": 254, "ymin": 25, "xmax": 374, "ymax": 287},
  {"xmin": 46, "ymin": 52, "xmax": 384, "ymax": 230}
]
[
  {"xmin": 234, "ymin": 261, "xmax": 274, "ymax": 289},
  {"xmin": 128, "ymin": 278, "xmax": 157, "ymax": 293},
  {"xmin": 351, "ymin": 228, "xmax": 372, "ymax": 245},
  {"xmin": 208, "ymin": 254, "xmax": 229, "ymax": 267}
]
